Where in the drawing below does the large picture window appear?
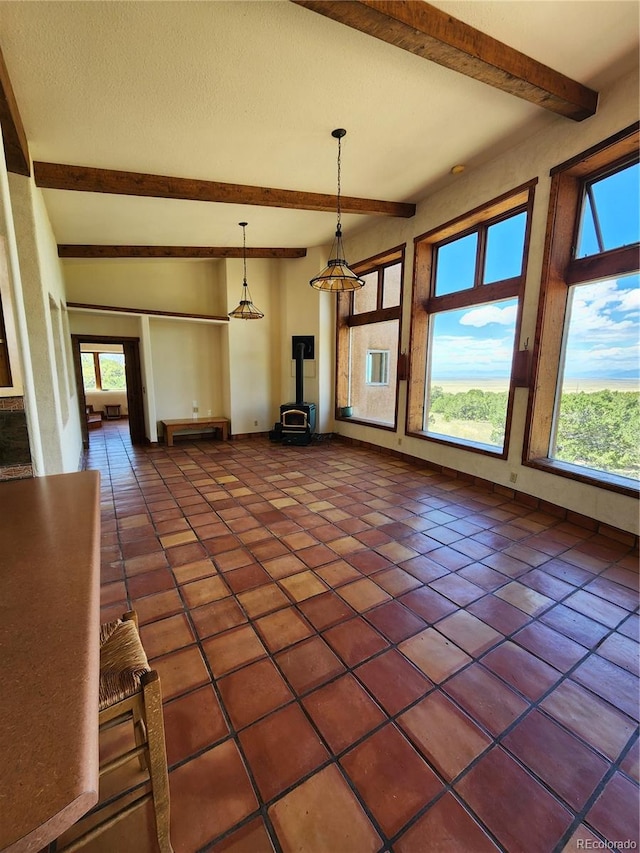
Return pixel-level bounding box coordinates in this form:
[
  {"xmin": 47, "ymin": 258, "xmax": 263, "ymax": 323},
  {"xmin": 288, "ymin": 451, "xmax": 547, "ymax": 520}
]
[
  {"xmin": 527, "ymin": 125, "xmax": 639, "ymax": 494},
  {"xmin": 408, "ymin": 182, "xmax": 535, "ymax": 456},
  {"xmin": 427, "ymin": 298, "xmax": 518, "ymax": 449},
  {"xmin": 81, "ymin": 350, "xmax": 126, "ymax": 391},
  {"xmin": 551, "ymin": 273, "xmax": 639, "ymax": 479},
  {"xmin": 336, "ymin": 247, "xmax": 403, "ymax": 429}
]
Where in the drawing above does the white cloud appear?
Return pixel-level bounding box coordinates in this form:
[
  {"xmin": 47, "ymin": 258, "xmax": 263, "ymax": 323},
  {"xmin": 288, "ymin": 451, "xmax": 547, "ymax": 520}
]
[
  {"xmin": 617, "ymin": 287, "xmax": 640, "ymax": 312},
  {"xmin": 567, "ymin": 278, "xmax": 639, "ymax": 342},
  {"xmin": 565, "ymin": 344, "xmax": 640, "ymax": 377},
  {"xmin": 459, "ymin": 304, "xmax": 517, "ymax": 327},
  {"xmin": 431, "ymin": 334, "xmax": 515, "ymax": 376}
]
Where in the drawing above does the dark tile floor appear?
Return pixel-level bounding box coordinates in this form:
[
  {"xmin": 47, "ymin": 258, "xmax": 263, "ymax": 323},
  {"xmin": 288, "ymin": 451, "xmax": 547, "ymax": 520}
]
[{"xmin": 78, "ymin": 421, "xmax": 639, "ymax": 852}]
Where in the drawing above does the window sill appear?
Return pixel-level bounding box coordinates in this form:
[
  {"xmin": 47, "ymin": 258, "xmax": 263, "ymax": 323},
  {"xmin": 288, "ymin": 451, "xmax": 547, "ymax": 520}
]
[
  {"xmin": 406, "ymin": 429, "xmax": 507, "ymax": 459},
  {"xmin": 336, "ymin": 415, "xmax": 396, "ymax": 432},
  {"xmin": 525, "ymin": 457, "xmax": 639, "ymax": 498}
]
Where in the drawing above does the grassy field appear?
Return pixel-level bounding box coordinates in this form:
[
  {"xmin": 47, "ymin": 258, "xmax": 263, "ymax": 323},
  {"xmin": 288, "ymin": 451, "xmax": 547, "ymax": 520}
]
[
  {"xmin": 428, "ymin": 413, "xmax": 497, "ymax": 446},
  {"xmin": 433, "ymin": 378, "xmax": 638, "ymax": 393}
]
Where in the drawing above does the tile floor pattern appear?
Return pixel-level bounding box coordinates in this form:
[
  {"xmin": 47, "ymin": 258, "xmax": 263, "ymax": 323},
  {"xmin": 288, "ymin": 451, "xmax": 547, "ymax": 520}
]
[{"xmin": 76, "ymin": 422, "xmax": 638, "ymax": 853}]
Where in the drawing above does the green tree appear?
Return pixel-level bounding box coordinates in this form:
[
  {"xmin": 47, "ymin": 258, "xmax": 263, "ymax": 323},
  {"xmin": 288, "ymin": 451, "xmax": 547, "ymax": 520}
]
[
  {"xmin": 430, "ymin": 388, "xmax": 508, "ymax": 425},
  {"xmin": 555, "ymin": 390, "xmax": 640, "ymax": 477},
  {"xmin": 99, "ymin": 356, "xmax": 126, "ymax": 390},
  {"xmin": 81, "ymin": 353, "xmax": 96, "ymax": 389}
]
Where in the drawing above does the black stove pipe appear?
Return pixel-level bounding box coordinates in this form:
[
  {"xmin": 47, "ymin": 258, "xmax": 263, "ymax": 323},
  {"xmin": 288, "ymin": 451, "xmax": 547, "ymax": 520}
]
[{"xmin": 295, "ymin": 342, "xmax": 305, "ymax": 405}]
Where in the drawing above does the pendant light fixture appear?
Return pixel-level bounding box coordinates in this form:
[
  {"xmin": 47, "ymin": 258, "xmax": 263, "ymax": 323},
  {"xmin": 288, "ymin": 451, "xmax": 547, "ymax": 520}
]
[
  {"xmin": 228, "ymin": 221, "xmax": 264, "ymax": 319},
  {"xmin": 310, "ymin": 128, "xmax": 365, "ymax": 292}
]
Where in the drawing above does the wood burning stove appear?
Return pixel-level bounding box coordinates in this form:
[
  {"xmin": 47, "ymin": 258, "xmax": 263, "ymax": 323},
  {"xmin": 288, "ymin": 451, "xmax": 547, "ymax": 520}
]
[
  {"xmin": 271, "ymin": 337, "xmax": 316, "ymax": 446},
  {"xmin": 280, "ymin": 402, "xmax": 317, "ymax": 444}
]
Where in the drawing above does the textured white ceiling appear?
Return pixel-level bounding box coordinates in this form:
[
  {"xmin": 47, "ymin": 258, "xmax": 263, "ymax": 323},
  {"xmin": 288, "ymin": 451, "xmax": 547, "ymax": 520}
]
[{"xmin": 0, "ymin": 0, "xmax": 637, "ymax": 249}]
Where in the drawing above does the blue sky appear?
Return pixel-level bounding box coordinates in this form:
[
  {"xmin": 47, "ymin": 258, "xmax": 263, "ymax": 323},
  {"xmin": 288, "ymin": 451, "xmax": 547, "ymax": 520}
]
[
  {"xmin": 431, "ymin": 274, "xmax": 640, "ymax": 385},
  {"xmin": 578, "ymin": 162, "xmax": 639, "ymax": 256},
  {"xmin": 429, "ymin": 278, "xmax": 639, "ymax": 386},
  {"xmin": 429, "ymin": 161, "xmax": 639, "ymax": 387},
  {"xmin": 567, "ymin": 161, "xmax": 639, "ymax": 383},
  {"xmin": 429, "ymin": 298, "xmax": 517, "ymax": 383},
  {"xmin": 562, "ymin": 274, "xmax": 639, "ymax": 382}
]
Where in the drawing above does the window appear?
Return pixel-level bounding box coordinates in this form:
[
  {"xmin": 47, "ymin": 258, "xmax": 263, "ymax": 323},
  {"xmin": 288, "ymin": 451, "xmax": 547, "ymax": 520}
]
[
  {"xmin": 426, "ymin": 299, "xmax": 517, "ymax": 449},
  {"xmin": 408, "ymin": 182, "xmax": 535, "ymax": 456},
  {"xmin": 528, "ymin": 126, "xmax": 639, "ymax": 494},
  {"xmin": 366, "ymin": 350, "xmax": 390, "ymax": 385},
  {"xmin": 81, "ymin": 351, "xmax": 126, "ymax": 391},
  {"xmin": 336, "ymin": 246, "xmax": 404, "ymax": 428},
  {"xmin": 577, "ymin": 161, "xmax": 639, "ymax": 257},
  {"xmin": 551, "ymin": 273, "xmax": 639, "ymax": 479}
]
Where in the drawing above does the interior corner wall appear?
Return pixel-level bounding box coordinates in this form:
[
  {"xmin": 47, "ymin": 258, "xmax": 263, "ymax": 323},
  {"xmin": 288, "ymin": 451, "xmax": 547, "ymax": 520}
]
[
  {"xmin": 218, "ymin": 260, "xmax": 231, "ymax": 427},
  {"xmin": 8, "ymin": 175, "xmax": 83, "ymax": 474},
  {"xmin": 332, "ymin": 66, "xmax": 640, "ymax": 535},
  {"xmin": 280, "ymin": 247, "xmax": 334, "ymax": 432},
  {"xmin": 225, "ymin": 257, "xmax": 280, "ymax": 434}
]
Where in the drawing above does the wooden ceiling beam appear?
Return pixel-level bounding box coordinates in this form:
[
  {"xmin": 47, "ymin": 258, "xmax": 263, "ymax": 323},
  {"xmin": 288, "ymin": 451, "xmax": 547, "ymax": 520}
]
[
  {"xmin": 292, "ymin": 0, "xmax": 598, "ymax": 121},
  {"xmin": 58, "ymin": 245, "xmax": 307, "ymax": 259},
  {"xmin": 34, "ymin": 162, "xmax": 416, "ymax": 218},
  {"xmin": 0, "ymin": 45, "xmax": 30, "ymax": 175},
  {"xmin": 67, "ymin": 301, "xmax": 229, "ymax": 322}
]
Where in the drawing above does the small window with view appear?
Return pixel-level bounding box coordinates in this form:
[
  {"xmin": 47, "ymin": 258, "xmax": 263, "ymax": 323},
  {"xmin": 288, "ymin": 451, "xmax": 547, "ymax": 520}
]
[{"xmin": 366, "ymin": 350, "xmax": 390, "ymax": 386}]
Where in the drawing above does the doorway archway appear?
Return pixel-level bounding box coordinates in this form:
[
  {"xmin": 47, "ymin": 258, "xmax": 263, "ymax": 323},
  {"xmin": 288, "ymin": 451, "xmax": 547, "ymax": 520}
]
[{"xmin": 72, "ymin": 334, "xmax": 146, "ymax": 447}]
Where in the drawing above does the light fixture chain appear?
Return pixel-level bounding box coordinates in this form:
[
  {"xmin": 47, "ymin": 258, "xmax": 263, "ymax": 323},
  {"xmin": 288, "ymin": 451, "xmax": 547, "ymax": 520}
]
[
  {"xmin": 336, "ymin": 134, "xmax": 342, "ymax": 232},
  {"xmin": 242, "ymin": 223, "xmax": 248, "ymax": 284},
  {"xmin": 309, "ymin": 128, "xmax": 364, "ymax": 291}
]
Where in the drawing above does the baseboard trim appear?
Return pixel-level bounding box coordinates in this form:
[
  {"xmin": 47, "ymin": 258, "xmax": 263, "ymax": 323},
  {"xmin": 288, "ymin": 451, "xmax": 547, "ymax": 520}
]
[{"xmin": 334, "ymin": 434, "xmax": 639, "ymax": 551}]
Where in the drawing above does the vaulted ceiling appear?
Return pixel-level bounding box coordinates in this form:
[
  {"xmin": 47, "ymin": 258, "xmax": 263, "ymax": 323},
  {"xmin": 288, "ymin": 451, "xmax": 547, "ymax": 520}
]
[{"xmin": 0, "ymin": 1, "xmax": 637, "ymax": 258}]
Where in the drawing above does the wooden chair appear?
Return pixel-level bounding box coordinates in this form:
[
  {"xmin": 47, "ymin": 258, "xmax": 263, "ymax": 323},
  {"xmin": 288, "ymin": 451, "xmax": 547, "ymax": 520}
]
[
  {"xmin": 58, "ymin": 611, "xmax": 173, "ymax": 852},
  {"xmin": 85, "ymin": 405, "xmax": 102, "ymax": 430}
]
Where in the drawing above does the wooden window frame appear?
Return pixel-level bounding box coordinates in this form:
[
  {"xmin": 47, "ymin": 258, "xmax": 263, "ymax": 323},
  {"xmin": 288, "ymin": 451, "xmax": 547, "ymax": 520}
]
[
  {"xmin": 82, "ymin": 350, "xmax": 126, "ymax": 392},
  {"xmin": 335, "ymin": 245, "xmax": 404, "ymax": 429},
  {"xmin": 93, "ymin": 353, "xmax": 105, "ymax": 390},
  {"xmin": 80, "ymin": 351, "xmax": 98, "ymax": 390},
  {"xmin": 524, "ymin": 123, "xmax": 640, "ymax": 497},
  {"xmin": 366, "ymin": 349, "xmax": 390, "ymax": 386},
  {"xmin": 407, "ymin": 181, "xmax": 536, "ymax": 458}
]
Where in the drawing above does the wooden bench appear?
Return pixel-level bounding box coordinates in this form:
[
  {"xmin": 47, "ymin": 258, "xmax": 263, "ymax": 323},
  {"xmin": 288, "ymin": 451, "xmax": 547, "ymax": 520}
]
[{"xmin": 161, "ymin": 417, "xmax": 230, "ymax": 446}]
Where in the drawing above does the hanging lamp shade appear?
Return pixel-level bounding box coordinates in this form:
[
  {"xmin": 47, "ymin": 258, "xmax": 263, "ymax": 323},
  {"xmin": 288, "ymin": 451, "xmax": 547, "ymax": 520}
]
[
  {"xmin": 229, "ymin": 221, "xmax": 264, "ymax": 320},
  {"xmin": 310, "ymin": 129, "xmax": 364, "ymax": 292}
]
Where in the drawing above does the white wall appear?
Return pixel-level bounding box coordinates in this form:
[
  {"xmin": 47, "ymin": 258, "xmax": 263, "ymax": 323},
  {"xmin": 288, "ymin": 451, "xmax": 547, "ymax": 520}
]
[
  {"xmin": 280, "ymin": 247, "xmax": 334, "ymax": 432},
  {"xmin": 0, "ymin": 135, "xmax": 45, "ymax": 476},
  {"xmin": 8, "ymin": 175, "xmax": 83, "ymax": 473},
  {"xmin": 334, "ymin": 66, "xmax": 640, "ymax": 534},
  {"xmin": 150, "ymin": 317, "xmax": 223, "ymax": 424},
  {"xmin": 225, "ymin": 257, "xmax": 280, "ymax": 434},
  {"xmin": 64, "ymin": 258, "xmax": 225, "ymax": 316},
  {"xmin": 68, "ymin": 311, "xmax": 142, "ymax": 339},
  {"xmin": 86, "ymin": 391, "xmax": 128, "ymax": 415}
]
